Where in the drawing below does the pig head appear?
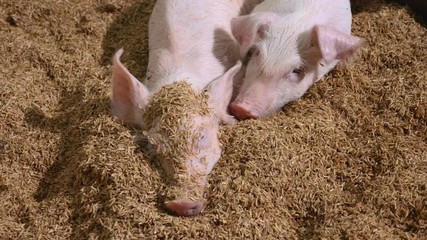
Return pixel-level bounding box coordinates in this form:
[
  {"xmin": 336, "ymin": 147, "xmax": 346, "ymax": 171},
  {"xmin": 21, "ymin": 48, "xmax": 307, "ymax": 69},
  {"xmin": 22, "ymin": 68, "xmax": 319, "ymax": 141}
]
[
  {"xmin": 229, "ymin": 11, "xmax": 364, "ymax": 119},
  {"xmin": 111, "ymin": 49, "xmax": 241, "ymax": 216}
]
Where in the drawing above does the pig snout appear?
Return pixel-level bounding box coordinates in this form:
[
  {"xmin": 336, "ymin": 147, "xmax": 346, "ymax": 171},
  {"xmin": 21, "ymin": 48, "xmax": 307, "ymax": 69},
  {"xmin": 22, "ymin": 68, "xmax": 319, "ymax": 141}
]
[
  {"xmin": 229, "ymin": 101, "xmax": 258, "ymax": 120},
  {"xmin": 164, "ymin": 198, "xmax": 204, "ymax": 217}
]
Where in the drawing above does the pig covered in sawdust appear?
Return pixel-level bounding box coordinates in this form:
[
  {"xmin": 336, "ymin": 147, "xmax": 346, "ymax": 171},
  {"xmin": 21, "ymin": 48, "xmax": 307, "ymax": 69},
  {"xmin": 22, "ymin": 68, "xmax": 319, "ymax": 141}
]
[
  {"xmin": 110, "ymin": 0, "xmax": 261, "ymax": 216},
  {"xmin": 229, "ymin": 0, "xmax": 364, "ymax": 119}
]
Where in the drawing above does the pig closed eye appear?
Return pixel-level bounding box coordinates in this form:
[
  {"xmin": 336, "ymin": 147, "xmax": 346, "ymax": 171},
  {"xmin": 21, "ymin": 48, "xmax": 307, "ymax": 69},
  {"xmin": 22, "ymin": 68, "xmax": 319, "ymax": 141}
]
[
  {"xmin": 198, "ymin": 134, "xmax": 208, "ymax": 148},
  {"xmin": 197, "ymin": 130, "xmax": 212, "ymax": 149}
]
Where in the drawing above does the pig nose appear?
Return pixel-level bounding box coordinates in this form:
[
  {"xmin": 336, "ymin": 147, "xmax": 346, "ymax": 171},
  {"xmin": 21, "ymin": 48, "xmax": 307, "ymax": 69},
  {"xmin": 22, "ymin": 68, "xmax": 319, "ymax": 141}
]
[
  {"xmin": 229, "ymin": 102, "xmax": 257, "ymax": 120},
  {"xmin": 164, "ymin": 199, "xmax": 204, "ymax": 217}
]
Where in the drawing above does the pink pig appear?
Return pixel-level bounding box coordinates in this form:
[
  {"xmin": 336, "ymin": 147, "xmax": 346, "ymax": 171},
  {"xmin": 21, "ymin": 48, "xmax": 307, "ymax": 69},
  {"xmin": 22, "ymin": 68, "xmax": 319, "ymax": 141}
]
[
  {"xmin": 111, "ymin": 0, "xmax": 260, "ymax": 216},
  {"xmin": 229, "ymin": 0, "xmax": 364, "ymax": 119}
]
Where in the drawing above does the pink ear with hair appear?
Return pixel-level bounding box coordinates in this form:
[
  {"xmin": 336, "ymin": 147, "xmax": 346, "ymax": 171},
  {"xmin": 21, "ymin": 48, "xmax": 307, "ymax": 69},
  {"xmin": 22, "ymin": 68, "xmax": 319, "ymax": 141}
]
[
  {"xmin": 231, "ymin": 12, "xmax": 279, "ymax": 57},
  {"xmin": 312, "ymin": 25, "xmax": 364, "ymax": 63},
  {"xmin": 111, "ymin": 49, "xmax": 150, "ymax": 126}
]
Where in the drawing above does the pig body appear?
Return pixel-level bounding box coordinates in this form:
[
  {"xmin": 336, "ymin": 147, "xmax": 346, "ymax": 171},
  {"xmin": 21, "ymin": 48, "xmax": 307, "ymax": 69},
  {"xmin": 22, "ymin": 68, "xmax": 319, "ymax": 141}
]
[
  {"xmin": 111, "ymin": 0, "xmax": 260, "ymax": 216},
  {"xmin": 229, "ymin": 0, "xmax": 364, "ymax": 119}
]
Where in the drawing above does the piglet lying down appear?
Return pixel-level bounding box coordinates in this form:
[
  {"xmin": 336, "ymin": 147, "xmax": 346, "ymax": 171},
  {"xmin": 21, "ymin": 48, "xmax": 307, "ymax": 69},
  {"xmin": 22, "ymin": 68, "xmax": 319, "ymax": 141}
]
[
  {"xmin": 110, "ymin": 0, "xmax": 258, "ymax": 216},
  {"xmin": 229, "ymin": 0, "xmax": 364, "ymax": 119}
]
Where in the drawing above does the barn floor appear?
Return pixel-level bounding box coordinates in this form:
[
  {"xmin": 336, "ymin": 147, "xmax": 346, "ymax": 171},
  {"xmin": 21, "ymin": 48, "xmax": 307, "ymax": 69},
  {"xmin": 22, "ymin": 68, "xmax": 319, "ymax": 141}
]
[{"xmin": 1, "ymin": 0, "xmax": 426, "ymax": 239}]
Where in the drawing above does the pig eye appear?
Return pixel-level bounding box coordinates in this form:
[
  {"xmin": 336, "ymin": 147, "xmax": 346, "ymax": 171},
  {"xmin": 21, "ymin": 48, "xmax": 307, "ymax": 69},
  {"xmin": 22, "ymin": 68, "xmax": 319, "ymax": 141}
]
[
  {"xmin": 247, "ymin": 47, "xmax": 256, "ymax": 56},
  {"xmin": 251, "ymin": 48, "xmax": 260, "ymax": 57},
  {"xmin": 243, "ymin": 47, "xmax": 260, "ymax": 66},
  {"xmin": 292, "ymin": 68, "xmax": 303, "ymax": 74},
  {"xmin": 243, "ymin": 48, "xmax": 255, "ymax": 65}
]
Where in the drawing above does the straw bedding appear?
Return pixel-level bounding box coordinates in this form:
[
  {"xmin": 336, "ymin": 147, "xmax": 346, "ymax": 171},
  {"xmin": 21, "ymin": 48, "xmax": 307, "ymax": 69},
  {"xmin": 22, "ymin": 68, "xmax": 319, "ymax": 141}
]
[{"xmin": 0, "ymin": 0, "xmax": 426, "ymax": 239}]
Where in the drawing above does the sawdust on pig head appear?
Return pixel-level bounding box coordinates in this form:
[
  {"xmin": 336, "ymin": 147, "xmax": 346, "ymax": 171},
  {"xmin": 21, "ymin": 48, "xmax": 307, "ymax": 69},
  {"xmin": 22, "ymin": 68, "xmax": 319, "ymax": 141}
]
[{"xmin": 142, "ymin": 81, "xmax": 218, "ymax": 201}]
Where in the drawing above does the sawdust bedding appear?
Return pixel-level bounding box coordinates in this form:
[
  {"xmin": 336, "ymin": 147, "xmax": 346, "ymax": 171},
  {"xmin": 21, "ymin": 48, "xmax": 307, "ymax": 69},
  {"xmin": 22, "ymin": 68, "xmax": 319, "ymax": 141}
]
[{"xmin": 0, "ymin": 0, "xmax": 426, "ymax": 239}]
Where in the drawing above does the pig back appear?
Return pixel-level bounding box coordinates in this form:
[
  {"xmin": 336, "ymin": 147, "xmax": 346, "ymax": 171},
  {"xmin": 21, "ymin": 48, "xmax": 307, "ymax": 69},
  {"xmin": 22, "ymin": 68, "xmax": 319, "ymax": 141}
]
[{"xmin": 145, "ymin": 0, "xmax": 245, "ymax": 92}]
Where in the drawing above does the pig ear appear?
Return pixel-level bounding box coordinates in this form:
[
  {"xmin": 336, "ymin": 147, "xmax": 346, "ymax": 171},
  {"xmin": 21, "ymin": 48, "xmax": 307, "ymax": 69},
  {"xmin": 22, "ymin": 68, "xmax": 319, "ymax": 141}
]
[
  {"xmin": 312, "ymin": 25, "xmax": 364, "ymax": 63},
  {"xmin": 231, "ymin": 13, "xmax": 279, "ymax": 56},
  {"xmin": 111, "ymin": 48, "xmax": 150, "ymax": 125},
  {"xmin": 204, "ymin": 61, "xmax": 243, "ymax": 125}
]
